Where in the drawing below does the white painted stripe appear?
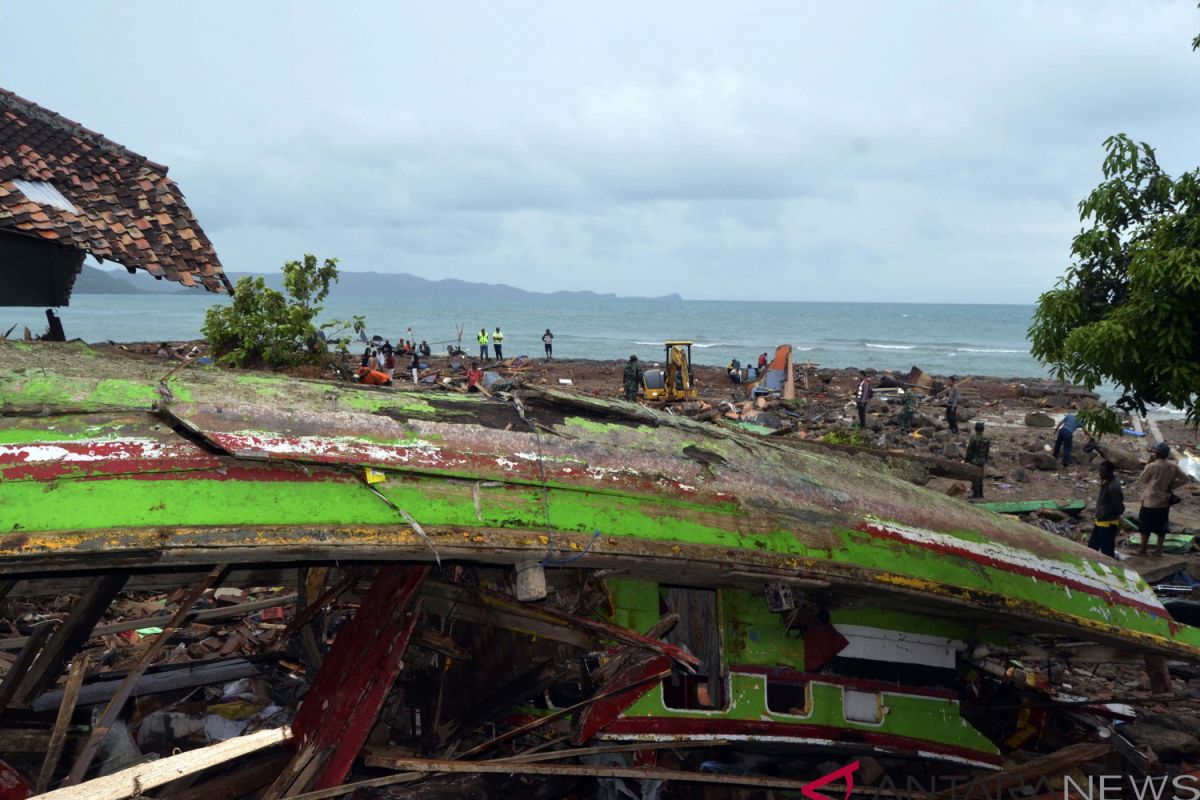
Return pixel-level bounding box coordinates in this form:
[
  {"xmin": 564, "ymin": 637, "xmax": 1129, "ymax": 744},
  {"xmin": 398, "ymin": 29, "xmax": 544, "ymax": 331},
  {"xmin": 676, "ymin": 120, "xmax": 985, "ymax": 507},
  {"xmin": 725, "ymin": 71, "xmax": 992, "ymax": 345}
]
[
  {"xmin": 834, "ymin": 624, "xmax": 963, "ymax": 669},
  {"xmin": 862, "ymin": 517, "xmax": 1157, "ymax": 611}
]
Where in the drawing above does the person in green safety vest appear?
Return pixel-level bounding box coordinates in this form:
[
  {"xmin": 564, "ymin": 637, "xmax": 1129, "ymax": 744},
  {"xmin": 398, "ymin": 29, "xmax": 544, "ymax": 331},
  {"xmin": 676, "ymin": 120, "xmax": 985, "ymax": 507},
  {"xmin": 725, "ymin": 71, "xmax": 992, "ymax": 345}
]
[
  {"xmin": 493, "ymin": 327, "xmax": 504, "ymax": 360},
  {"xmin": 477, "ymin": 328, "xmax": 489, "ymax": 361}
]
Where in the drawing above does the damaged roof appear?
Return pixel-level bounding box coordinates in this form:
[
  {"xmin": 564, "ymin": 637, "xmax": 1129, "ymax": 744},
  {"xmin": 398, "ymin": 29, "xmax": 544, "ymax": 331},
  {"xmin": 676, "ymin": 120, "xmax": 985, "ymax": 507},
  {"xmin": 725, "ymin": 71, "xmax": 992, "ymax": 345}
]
[{"xmin": 0, "ymin": 86, "xmax": 230, "ymax": 293}]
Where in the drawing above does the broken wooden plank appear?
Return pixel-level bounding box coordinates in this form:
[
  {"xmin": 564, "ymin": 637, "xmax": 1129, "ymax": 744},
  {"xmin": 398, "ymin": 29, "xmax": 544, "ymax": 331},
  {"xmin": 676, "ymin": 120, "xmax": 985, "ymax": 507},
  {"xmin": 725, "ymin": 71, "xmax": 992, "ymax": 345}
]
[
  {"xmin": 977, "ymin": 499, "xmax": 1087, "ymax": 515},
  {"xmin": 358, "ymin": 755, "xmax": 821, "ymax": 791},
  {"xmin": 38, "ymin": 727, "xmax": 291, "ymax": 800},
  {"xmin": 0, "ymin": 593, "xmax": 297, "ymax": 651},
  {"xmin": 263, "ymin": 565, "xmax": 429, "ymax": 798},
  {"xmin": 574, "ymin": 654, "xmax": 672, "ymax": 744},
  {"xmin": 66, "ymin": 566, "xmax": 226, "ymax": 785},
  {"xmin": 12, "ymin": 573, "xmax": 128, "ymax": 704},
  {"xmin": 936, "ymin": 742, "xmax": 1111, "ymax": 799},
  {"xmin": 36, "ymin": 654, "xmax": 88, "ymax": 794},
  {"xmin": 457, "ymin": 668, "xmax": 671, "ymax": 759},
  {"xmin": 435, "ymin": 659, "xmax": 561, "ymax": 746}
]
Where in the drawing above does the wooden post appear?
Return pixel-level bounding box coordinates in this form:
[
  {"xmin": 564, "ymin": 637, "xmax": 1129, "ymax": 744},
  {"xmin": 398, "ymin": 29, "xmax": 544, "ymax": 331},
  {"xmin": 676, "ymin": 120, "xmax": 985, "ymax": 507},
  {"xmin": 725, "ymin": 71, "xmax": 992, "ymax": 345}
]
[
  {"xmin": 262, "ymin": 565, "xmax": 429, "ymax": 798},
  {"xmin": 36, "ymin": 654, "xmax": 89, "ymax": 793}
]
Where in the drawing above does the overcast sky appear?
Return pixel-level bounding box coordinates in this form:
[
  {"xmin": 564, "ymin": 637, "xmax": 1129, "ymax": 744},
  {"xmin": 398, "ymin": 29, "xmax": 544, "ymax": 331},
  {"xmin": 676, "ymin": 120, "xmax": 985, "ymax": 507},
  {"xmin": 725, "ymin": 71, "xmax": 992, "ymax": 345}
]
[{"xmin": 2, "ymin": 2, "xmax": 1198, "ymax": 302}]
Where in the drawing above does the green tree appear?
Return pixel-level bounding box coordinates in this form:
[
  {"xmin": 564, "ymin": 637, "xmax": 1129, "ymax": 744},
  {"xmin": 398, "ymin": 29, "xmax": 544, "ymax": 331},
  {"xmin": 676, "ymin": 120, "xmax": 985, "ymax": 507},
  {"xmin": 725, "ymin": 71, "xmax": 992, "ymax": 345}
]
[
  {"xmin": 203, "ymin": 254, "xmax": 361, "ymax": 368},
  {"xmin": 1028, "ymin": 134, "xmax": 1200, "ymax": 427}
]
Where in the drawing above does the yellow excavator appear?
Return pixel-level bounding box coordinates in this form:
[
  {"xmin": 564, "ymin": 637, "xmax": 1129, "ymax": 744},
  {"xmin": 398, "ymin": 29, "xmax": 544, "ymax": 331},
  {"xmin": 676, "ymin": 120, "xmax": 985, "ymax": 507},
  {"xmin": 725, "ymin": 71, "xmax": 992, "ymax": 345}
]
[{"xmin": 642, "ymin": 341, "xmax": 699, "ymax": 402}]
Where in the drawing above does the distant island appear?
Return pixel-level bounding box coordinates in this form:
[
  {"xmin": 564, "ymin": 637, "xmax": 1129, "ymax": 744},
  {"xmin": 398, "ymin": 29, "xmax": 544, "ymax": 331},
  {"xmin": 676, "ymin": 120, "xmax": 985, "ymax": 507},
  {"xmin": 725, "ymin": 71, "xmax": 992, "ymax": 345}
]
[{"xmin": 74, "ymin": 266, "xmax": 682, "ymax": 302}]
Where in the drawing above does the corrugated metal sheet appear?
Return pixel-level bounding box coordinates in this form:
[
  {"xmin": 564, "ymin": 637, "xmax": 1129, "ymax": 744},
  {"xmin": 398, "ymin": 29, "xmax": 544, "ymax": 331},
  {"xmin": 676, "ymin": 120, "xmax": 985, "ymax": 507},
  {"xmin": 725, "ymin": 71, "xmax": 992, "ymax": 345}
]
[{"xmin": 12, "ymin": 179, "xmax": 80, "ymax": 215}]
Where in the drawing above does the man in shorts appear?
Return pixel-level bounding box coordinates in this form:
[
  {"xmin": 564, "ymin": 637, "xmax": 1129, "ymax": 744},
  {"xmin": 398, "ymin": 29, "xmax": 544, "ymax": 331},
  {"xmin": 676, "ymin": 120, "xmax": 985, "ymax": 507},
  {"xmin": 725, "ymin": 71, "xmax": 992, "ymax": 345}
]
[{"xmin": 1137, "ymin": 442, "xmax": 1190, "ymax": 557}]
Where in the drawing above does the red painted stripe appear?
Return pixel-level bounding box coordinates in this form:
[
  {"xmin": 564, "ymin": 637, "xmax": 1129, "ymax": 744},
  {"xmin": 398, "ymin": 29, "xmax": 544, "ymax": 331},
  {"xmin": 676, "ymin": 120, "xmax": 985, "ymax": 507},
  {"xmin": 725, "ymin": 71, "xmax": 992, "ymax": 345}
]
[
  {"xmin": 601, "ymin": 717, "xmax": 1000, "ymax": 766},
  {"xmin": 730, "ymin": 665, "xmax": 959, "ymax": 701},
  {"xmin": 204, "ymin": 432, "xmax": 712, "ymax": 501},
  {"xmin": 856, "ymin": 522, "xmax": 1168, "ymax": 620}
]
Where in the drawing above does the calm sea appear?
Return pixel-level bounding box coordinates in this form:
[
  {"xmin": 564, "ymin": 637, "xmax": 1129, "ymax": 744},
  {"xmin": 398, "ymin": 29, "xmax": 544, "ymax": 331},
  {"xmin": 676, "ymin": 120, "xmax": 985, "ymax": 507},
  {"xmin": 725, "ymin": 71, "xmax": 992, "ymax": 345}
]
[{"xmin": 1, "ymin": 294, "xmax": 1048, "ymax": 379}]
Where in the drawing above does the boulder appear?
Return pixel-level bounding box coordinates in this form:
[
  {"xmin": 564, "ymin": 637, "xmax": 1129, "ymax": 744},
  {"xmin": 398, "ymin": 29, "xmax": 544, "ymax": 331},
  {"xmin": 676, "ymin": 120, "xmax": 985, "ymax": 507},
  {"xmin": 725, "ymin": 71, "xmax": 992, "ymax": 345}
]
[
  {"xmin": 1024, "ymin": 412, "xmax": 1055, "ymax": 428},
  {"xmin": 1012, "ymin": 467, "xmax": 1029, "ymax": 483},
  {"xmin": 867, "ymin": 398, "xmax": 889, "ymax": 414},
  {"xmin": 933, "ymin": 430, "xmax": 954, "ymax": 444},
  {"xmin": 915, "ymin": 427, "xmax": 936, "ymax": 439},
  {"xmin": 1044, "ymin": 393, "xmax": 1070, "ymax": 408},
  {"xmin": 945, "ymin": 482, "xmax": 967, "ymax": 497},
  {"xmin": 1094, "ymin": 443, "xmax": 1143, "ymax": 473},
  {"xmin": 1122, "ymin": 723, "xmax": 1200, "ymax": 762},
  {"xmin": 1020, "ymin": 451, "xmax": 1059, "ymax": 471},
  {"xmin": 865, "ymin": 415, "xmax": 884, "ymax": 432},
  {"xmin": 956, "ymin": 406, "xmax": 975, "ymax": 423},
  {"xmin": 1025, "ymin": 385, "xmax": 1047, "ymax": 399},
  {"xmin": 942, "ymin": 441, "xmax": 962, "ymax": 460}
]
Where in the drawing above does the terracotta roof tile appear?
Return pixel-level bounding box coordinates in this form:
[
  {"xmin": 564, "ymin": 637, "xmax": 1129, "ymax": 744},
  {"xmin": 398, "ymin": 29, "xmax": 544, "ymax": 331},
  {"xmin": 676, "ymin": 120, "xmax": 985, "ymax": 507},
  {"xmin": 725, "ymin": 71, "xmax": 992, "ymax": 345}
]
[{"xmin": 0, "ymin": 86, "xmax": 229, "ymax": 293}]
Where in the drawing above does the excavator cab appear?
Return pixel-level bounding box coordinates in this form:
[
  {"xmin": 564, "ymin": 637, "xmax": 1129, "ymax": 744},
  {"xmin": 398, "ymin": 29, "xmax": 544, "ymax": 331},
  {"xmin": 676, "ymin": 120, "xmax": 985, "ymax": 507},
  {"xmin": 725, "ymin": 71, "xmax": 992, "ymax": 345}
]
[{"xmin": 642, "ymin": 341, "xmax": 698, "ymax": 402}]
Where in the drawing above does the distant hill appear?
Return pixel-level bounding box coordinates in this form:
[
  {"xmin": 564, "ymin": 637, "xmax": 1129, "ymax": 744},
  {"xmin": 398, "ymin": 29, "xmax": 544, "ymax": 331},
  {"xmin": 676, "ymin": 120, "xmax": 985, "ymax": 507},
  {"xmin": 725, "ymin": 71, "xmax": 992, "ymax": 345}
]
[
  {"xmin": 75, "ymin": 266, "xmax": 681, "ymax": 302},
  {"xmin": 74, "ymin": 265, "xmax": 192, "ymax": 294}
]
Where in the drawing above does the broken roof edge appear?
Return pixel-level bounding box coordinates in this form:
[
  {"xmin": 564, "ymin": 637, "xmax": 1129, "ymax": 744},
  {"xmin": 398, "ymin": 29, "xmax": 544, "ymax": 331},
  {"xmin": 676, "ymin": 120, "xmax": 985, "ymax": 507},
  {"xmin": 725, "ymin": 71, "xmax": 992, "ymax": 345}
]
[{"xmin": 0, "ymin": 87, "xmax": 168, "ymax": 174}]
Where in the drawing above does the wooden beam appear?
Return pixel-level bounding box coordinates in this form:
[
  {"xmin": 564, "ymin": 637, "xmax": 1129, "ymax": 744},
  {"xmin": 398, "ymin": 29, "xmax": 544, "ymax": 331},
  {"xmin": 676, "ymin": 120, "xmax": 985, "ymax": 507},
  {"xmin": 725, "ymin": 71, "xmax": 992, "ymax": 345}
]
[
  {"xmin": 66, "ymin": 566, "xmax": 226, "ymax": 785},
  {"xmin": 36, "ymin": 654, "xmax": 88, "ymax": 794},
  {"xmin": 13, "ymin": 573, "xmax": 128, "ymax": 704},
  {"xmin": 0, "ymin": 619, "xmax": 57, "ymax": 712},
  {"xmin": 36, "ymin": 727, "xmax": 290, "ymax": 800}
]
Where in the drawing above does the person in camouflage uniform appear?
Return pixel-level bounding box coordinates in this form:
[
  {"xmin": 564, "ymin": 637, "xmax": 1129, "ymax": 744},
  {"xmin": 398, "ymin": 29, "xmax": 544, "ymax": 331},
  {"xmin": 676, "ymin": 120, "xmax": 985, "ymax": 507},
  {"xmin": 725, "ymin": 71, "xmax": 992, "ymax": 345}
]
[
  {"xmin": 965, "ymin": 420, "xmax": 990, "ymax": 499},
  {"xmin": 898, "ymin": 389, "xmax": 917, "ymax": 433},
  {"xmin": 623, "ymin": 355, "xmax": 643, "ymax": 402}
]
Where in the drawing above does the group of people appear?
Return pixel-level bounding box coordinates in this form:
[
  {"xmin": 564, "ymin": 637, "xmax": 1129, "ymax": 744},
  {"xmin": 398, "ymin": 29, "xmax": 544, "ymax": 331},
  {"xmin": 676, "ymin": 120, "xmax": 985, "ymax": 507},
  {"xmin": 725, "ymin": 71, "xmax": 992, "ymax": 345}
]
[
  {"xmin": 474, "ymin": 328, "xmax": 557, "ymax": 361},
  {"xmin": 357, "ymin": 338, "xmax": 432, "ymax": 386},
  {"xmin": 725, "ymin": 352, "xmax": 771, "ymax": 385}
]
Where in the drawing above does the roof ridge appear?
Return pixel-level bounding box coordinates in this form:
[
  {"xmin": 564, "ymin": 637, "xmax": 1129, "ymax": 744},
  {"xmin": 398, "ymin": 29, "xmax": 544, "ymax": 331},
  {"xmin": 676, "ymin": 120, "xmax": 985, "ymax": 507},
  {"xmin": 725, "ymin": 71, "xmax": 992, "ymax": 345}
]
[{"xmin": 0, "ymin": 86, "xmax": 169, "ymax": 175}]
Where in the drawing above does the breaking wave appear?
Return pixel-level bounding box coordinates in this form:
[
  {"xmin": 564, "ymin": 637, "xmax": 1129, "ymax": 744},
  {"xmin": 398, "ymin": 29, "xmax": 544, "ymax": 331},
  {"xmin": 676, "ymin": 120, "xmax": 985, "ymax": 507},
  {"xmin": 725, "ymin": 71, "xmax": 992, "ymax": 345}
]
[
  {"xmin": 865, "ymin": 343, "xmax": 916, "ymax": 350},
  {"xmin": 957, "ymin": 347, "xmax": 1024, "ymax": 354}
]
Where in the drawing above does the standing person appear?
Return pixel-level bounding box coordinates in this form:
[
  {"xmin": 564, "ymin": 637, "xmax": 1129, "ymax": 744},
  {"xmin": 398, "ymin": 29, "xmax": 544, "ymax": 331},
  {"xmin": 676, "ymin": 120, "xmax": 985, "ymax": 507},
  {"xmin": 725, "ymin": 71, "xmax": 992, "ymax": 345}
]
[
  {"xmin": 419, "ymin": 340, "xmax": 431, "ymax": 357},
  {"xmin": 410, "ymin": 349, "xmax": 421, "ymax": 383},
  {"xmin": 898, "ymin": 390, "xmax": 917, "ymax": 433},
  {"xmin": 854, "ymin": 370, "xmax": 872, "ymax": 428},
  {"xmin": 944, "ymin": 377, "xmax": 960, "ymax": 434},
  {"xmin": 493, "ymin": 327, "xmax": 504, "ymax": 360},
  {"xmin": 1136, "ymin": 442, "xmax": 1191, "ymax": 557},
  {"xmin": 1052, "ymin": 413, "xmax": 1082, "ymax": 467},
  {"xmin": 757, "ymin": 352, "xmax": 768, "ymax": 370},
  {"xmin": 1087, "ymin": 461, "xmax": 1124, "ymax": 557},
  {"xmin": 542, "ymin": 329, "xmax": 554, "ymax": 360},
  {"xmin": 477, "ymin": 329, "xmax": 490, "ymax": 361},
  {"xmin": 623, "ymin": 355, "xmax": 644, "ymax": 402},
  {"xmin": 965, "ymin": 421, "xmax": 991, "ymax": 499},
  {"xmin": 384, "ymin": 348, "xmax": 396, "ymax": 381}
]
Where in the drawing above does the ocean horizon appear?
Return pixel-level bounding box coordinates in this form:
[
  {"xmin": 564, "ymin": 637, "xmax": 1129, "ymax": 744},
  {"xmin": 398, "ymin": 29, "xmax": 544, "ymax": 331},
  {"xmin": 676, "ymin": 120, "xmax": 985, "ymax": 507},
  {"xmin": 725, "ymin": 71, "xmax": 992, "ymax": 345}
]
[{"xmin": 2, "ymin": 293, "xmax": 1049, "ymax": 380}]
